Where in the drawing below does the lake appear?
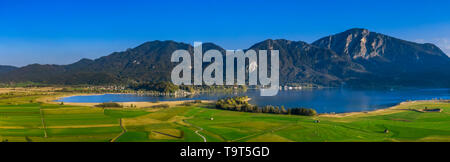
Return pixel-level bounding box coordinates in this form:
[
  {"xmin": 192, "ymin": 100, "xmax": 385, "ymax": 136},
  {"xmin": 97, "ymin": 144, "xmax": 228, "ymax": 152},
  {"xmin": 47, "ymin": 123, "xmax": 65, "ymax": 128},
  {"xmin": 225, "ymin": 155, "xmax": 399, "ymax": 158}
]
[{"xmin": 57, "ymin": 88, "xmax": 450, "ymax": 113}]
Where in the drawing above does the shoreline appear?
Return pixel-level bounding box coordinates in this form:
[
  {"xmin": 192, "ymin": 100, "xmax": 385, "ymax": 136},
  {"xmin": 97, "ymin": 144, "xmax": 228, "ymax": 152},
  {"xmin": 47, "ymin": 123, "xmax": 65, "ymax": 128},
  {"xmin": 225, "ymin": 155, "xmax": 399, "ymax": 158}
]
[
  {"xmin": 319, "ymin": 100, "xmax": 448, "ymax": 118},
  {"xmin": 45, "ymin": 93, "xmax": 448, "ymax": 116},
  {"xmin": 318, "ymin": 103, "xmax": 404, "ymax": 117},
  {"xmin": 42, "ymin": 93, "xmax": 215, "ymax": 108}
]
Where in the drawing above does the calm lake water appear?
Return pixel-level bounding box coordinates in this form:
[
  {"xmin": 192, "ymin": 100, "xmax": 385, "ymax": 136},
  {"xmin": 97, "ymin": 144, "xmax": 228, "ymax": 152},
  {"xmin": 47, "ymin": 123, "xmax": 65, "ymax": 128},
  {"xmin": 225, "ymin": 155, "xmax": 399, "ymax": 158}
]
[{"xmin": 57, "ymin": 88, "xmax": 450, "ymax": 113}]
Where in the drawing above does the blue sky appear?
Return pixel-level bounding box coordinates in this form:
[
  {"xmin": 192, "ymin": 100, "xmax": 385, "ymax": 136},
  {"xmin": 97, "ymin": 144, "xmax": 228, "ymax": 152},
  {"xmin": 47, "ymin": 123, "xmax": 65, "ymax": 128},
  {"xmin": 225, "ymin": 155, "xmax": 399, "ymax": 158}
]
[{"xmin": 1, "ymin": 0, "xmax": 450, "ymax": 67}]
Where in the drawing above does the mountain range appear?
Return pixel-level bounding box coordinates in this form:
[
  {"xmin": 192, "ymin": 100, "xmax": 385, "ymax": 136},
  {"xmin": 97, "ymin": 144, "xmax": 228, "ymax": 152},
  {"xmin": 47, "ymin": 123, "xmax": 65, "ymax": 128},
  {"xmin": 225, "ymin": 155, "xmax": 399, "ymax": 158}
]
[
  {"xmin": 1, "ymin": 28, "xmax": 449, "ymax": 88},
  {"xmin": 0, "ymin": 65, "xmax": 17, "ymax": 75}
]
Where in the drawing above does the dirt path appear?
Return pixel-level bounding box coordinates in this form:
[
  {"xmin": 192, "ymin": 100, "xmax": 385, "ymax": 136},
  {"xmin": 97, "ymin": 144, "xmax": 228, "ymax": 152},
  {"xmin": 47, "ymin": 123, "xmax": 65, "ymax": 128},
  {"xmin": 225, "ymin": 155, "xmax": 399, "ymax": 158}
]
[
  {"xmin": 110, "ymin": 118, "xmax": 126, "ymax": 142},
  {"xmin": 39, "ymin": 107, "xmax": 48, "ymax": 138},
  {"xmin": 183, "ymin": 120, "xmax": 206, "ymax": 142},
  {"xmin": 195, "ymin": 128, "xmax": 207, "ymax": 142}
]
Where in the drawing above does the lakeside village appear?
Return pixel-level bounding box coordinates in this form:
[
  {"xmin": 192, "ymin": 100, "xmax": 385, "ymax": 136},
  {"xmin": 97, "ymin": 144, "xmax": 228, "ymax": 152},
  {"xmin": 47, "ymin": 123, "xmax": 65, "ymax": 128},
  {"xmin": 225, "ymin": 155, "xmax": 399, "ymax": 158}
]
[
  {"xmin": 0, "ymin": 81, "xmax": 319, "ymax": 97},
  {"xmin": 60, "ymin": 83, "xmax": 318, "ymax": 96}
]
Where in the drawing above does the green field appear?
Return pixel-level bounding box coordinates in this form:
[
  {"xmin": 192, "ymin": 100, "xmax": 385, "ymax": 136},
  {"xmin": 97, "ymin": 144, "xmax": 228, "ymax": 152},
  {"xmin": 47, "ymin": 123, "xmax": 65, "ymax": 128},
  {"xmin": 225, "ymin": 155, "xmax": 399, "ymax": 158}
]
[{"xmin": 1, "ymin": 91, "xmax": 449, "ymax": 142}]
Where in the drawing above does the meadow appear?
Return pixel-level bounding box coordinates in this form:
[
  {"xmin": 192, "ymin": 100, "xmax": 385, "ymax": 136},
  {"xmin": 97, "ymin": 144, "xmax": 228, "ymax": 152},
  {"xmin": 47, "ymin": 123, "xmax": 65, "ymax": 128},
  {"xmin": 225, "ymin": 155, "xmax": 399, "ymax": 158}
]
[{"xmin": 0, "ymin": 88, "xmax": 449, "ymax": 142}]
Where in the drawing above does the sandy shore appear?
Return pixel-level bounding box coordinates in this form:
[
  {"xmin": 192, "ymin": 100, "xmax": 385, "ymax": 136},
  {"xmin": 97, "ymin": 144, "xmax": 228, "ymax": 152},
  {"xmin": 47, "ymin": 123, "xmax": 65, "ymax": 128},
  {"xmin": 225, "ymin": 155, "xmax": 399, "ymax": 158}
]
[
  {"xmin": 40, "ymin": 93, "xmax": 214, "ymax": 108},
  {"xmin": 318, "ymin": 100, "xmax": 446, "ymax": 118}
]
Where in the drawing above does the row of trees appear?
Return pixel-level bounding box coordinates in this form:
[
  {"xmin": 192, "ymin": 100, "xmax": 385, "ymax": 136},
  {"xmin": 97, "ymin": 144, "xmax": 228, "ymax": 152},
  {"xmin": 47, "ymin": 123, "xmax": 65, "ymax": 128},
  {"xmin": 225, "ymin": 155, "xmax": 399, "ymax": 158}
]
[
  {"xmin": 128, "ymin": 81, "xmax": 179, "ymax": 93},
  {"xmin": 215, "ymin": 96, "xmax": 317, "ymax": 116},
  {"xmin": 129, "ymin": 82, "xmax": 249, "ymax": 94},
  {"xmin": 95, "ymin": 102, "xmax": 123, "ymax": 108}
]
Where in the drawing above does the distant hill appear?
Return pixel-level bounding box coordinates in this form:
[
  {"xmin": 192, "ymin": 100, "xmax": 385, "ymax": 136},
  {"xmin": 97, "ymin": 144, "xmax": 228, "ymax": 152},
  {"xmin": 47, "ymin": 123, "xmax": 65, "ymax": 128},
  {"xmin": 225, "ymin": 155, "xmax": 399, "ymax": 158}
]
[
  {"xmin": 1, "ymin": 29, "xmax": 449, "ymax": 87},
  {"xmin": 248, "ymin": 39, "xmax": 367, "ymax": 86},
  {"xmin": 312, "ymin": 28, "xmax": 450, "ymax": 87},
  {"xmin": 0, "ymin": 41, "xmax": 223, "ymax": 85},
  {"xmin": 0, "ymin": 65, "xmax": 18, "ymax": 75}
]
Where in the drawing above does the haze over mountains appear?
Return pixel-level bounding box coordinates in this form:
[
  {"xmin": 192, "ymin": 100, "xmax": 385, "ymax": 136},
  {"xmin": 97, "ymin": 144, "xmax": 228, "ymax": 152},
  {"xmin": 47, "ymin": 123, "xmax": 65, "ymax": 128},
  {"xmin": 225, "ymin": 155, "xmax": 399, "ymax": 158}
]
[{"xmin": 1, "ymin": 28, "xmax": 449, "ymax": 87}]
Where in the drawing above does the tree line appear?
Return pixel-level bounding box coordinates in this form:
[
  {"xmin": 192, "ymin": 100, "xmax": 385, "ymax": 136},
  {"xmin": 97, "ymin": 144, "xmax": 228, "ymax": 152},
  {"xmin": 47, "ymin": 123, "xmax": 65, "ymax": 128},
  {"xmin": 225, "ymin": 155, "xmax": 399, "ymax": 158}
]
[
  {"xmin": 128, "ymin": 82, "xmax": 247, "ymax": 93},
  {"xmin": 215, "ymin": 96, "xmax": 317, "ymax": 116},
  {"xmin": 128, "ymin": 81, "xmax": 179, "ymax": 93}
]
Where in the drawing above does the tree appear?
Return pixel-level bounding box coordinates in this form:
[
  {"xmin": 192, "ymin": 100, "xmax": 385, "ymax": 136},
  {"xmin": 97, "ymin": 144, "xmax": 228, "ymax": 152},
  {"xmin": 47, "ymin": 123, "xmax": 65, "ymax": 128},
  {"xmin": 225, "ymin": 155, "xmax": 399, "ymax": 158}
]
[{"xmin": 281, "ymin": 106, "xmax": 287, "ymax": 114}]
